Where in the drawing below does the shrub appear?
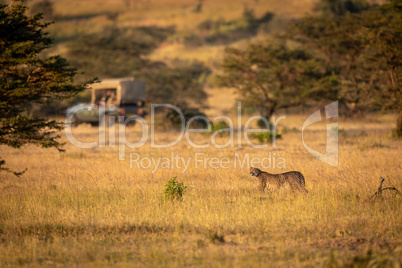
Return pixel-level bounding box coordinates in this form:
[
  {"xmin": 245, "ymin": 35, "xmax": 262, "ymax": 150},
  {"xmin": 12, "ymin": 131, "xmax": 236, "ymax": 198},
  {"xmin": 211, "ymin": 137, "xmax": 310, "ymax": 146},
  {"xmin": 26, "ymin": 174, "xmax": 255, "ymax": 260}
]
[
  {"xmin": 257, "ymin": 117, "xmax": 271, "ymax": 128},
  {"xmin": 167, "ymin": 107, "xmax": 209, "ymax": 130},
  {"xmin": 164, "ymin": 177, "xmax": 187, "ymax": 201},
  {"xmin": 208, "ymin": 120, "xmax": 230, "ymax": 136},
  {"xmin": 251, "ymin": 132, "xmax": 282, "ymax": 144}
]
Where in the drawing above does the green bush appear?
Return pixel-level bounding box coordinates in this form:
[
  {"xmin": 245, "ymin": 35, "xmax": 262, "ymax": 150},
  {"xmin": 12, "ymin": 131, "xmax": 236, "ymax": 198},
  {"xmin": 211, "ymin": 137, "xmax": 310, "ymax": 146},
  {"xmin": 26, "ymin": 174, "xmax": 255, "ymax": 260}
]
[
  {"xmin": 257, "ymin": 117, "xmax": 271, "ymax": 129},
  {"xmin": 251, "ymin": 132, "xmax": 282, "ymax": 144},
  {"xmin": 164, "ymin": 177, "xmax": 187, "ymax": 201},
  {"xmin": 210, "ymin": 120, "xmax": 230, "ymax": 135},
  {"xmin": 167, "ymin": 107, "xmax": 209, "ymax": 130}
]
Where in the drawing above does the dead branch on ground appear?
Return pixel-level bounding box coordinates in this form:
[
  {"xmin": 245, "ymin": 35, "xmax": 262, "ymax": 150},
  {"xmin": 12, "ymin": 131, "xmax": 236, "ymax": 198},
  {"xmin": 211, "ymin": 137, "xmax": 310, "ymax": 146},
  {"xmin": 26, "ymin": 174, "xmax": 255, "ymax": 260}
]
[{"xmin": 369, "ymin": 177, "xmax": 401, "ymax": 202}]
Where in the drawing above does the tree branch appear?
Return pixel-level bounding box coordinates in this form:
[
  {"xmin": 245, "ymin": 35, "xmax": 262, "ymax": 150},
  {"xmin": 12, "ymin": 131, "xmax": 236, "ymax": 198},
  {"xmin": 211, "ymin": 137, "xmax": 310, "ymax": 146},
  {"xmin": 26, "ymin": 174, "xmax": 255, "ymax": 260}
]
[{"xmin": 369, "ymin": 177, "xmax": 401, "ymax": 202}]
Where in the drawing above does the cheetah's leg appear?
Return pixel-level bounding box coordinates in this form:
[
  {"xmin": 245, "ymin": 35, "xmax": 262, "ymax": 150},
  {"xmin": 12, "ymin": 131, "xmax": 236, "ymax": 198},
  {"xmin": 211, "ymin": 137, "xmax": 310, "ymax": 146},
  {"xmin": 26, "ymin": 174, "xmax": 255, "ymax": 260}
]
[{"xmin": 259, "ymin": 182, "xmax": 266, "ymax": 193}]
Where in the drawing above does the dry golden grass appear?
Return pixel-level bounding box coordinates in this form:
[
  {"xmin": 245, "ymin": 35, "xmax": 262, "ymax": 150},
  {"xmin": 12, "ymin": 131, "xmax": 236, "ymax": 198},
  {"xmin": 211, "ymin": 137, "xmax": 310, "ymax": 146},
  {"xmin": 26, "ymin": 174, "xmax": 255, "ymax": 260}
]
[
  {"xmin": 0, "ymin": 113, "xmax": 401, "ymax": 266},
  {"xmin": 45, "ymin": 0, "xmax": 316, "ymax": 63},
  {"xmin": 3, "ymin": 1, "xmax": 399, "ymax": 266},
  {"xmin": 53, "ymin": 0, "xmax": 316, "ymax": 25},
  {"xmin": 205, "ymin": 87, "xmax": 237, "ymax": 117}
]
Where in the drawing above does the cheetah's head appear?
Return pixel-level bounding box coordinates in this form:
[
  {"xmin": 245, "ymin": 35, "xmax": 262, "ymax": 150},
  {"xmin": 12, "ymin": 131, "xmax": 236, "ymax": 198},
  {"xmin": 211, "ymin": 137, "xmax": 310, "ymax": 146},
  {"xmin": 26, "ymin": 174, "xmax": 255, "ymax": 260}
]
[{"xmin": 250, "ymin": 167, "xmax": 261, "ymax": 177}]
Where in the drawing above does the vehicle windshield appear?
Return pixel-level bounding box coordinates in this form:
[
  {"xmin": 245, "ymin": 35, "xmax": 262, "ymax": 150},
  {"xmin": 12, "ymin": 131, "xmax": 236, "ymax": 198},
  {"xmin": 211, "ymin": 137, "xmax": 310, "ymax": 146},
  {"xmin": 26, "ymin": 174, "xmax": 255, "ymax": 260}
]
[{"xmin": 94, "ymin": 88, "xmax": 117, "ymax": 106}]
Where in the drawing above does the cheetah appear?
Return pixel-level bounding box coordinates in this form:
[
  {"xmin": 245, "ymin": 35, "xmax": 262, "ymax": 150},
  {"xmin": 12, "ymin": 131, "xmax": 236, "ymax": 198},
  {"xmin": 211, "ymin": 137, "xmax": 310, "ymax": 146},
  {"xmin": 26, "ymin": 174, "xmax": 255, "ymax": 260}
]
[{"xmin": 249, "ymin": 167, "xmax": 308, "ymax": 194}]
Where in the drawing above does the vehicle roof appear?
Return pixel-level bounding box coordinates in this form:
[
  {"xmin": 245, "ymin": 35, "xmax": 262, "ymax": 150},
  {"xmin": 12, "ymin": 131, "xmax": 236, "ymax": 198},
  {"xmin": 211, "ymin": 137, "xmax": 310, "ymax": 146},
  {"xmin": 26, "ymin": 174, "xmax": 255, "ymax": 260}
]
[
  {"xmin": 99, "ymin": 78, "xmax": 135, "ymax": 83},
  {"xmin": 89, "ymin": 78, "xmax": 138, "ymax": 90}
]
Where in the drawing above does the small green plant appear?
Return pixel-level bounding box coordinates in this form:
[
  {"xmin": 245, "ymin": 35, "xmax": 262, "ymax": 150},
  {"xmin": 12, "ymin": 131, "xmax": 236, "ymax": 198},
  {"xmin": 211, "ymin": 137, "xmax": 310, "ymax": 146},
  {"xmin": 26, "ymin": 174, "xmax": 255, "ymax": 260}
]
[
  {"xmin": 211, "ymin": 120, "xmax": 229, "ymax": 131},
  {"xmin": 164, "ymin": 177, "xmax": 187, "ymax": 201},
  {"xmin": 251, "ymin": 132, "xmax": 282, "ymax": 143},
  {"xmin": 204, "ymin": 121, "xmax": 230, "ymax": 136}
]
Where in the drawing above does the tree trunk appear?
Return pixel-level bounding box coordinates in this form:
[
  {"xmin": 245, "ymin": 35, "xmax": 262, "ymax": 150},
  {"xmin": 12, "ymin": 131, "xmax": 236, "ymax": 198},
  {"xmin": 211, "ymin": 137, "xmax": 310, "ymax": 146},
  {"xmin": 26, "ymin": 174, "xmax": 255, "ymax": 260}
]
[
  {"xmin": 263, "ymin": 105, "xmax": 275, "ymax": 123},
  {"xmin": 257, "ymin": 102, "xmax": 276, "ymax": 129}
]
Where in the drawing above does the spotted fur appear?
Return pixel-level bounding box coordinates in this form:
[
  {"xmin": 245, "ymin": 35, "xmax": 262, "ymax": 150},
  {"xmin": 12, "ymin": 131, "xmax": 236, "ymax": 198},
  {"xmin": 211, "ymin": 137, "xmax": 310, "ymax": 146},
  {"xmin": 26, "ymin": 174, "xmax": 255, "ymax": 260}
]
[{"xmin": 250, "ymin": 167, "xmax": 308, "ymax": 193}]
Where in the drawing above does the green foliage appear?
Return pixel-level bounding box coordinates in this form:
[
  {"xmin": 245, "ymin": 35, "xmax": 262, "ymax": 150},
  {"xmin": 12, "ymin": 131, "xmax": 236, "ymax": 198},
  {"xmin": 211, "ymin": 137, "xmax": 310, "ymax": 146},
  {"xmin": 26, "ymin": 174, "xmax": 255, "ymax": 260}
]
[
  {"xmin": 251, "ymin": 132, "xmax": 282, "ymax": 144},
  {"xmin": 164, "ymin": 177, "xmax": 187, "ymax": 201},
  {"xmin": 197, "ymin": 120, "xmax": 230, "ymax": 136},
  {"xmin": 217, "ymin": 42, "xmax": 333, "ymax": 122},
  {"xmin": 256, "ymin": 117, "xmax": 270, "ymax": 128},
  {"xmin": 210, "ymin": 120, "xmax": 229, "ymax": 134},
  {"xmin": 293, "ymin": 0, "xmax": 402, "ymax": 116},
  {"xmin": 0, "ymin": 0, "xmax": 93, "ymax": 175}
]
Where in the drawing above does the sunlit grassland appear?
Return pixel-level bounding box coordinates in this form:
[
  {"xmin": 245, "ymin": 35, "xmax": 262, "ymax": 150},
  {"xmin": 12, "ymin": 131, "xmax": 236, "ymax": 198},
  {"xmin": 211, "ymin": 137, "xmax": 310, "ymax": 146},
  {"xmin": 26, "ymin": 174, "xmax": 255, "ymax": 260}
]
[
  {"xmin": 52, "ymin": 0, "xmax": 316, "ymax": 27},
  {"xmin": 0, "ymin": 114, "xmax": 401, "ymax": 266},
  {"xmin": 45, "ymin": 0, "xmax": 316, "ymax": 63}
]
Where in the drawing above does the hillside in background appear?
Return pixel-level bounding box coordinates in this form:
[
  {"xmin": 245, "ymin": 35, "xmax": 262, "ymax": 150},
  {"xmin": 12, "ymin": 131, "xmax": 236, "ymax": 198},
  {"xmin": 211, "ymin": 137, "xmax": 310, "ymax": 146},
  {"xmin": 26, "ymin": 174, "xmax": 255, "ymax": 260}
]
[
  {"xmin": 21, "ymin": 0, "xmax": 315, "ymax": 115},
  {"xmin": 41, "ymin": 0, "xmax": 316, "ymax": 64},
  {"xmin": 17, "ymin": 0, "xmax": 397, "ymax": 120}
]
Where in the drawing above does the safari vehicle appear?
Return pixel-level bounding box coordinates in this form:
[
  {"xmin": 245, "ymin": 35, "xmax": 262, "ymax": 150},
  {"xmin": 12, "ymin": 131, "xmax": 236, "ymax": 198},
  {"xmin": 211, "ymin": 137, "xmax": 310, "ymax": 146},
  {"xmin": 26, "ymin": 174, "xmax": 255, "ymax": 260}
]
[{"xmin": 67, "ymin": 78, "xmax": 146, "ymax": 126}]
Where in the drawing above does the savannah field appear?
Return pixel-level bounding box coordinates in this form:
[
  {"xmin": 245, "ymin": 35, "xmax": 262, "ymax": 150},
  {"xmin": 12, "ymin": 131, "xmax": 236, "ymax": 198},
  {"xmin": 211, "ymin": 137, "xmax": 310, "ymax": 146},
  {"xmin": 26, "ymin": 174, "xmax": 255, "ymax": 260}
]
[
  {"xmin": 0, "ymin": 110, "xmax": 401, "ymax": 266},
  {"xmin": 1, "ymin": 0, "xmax": 401, "ymax": 266}
]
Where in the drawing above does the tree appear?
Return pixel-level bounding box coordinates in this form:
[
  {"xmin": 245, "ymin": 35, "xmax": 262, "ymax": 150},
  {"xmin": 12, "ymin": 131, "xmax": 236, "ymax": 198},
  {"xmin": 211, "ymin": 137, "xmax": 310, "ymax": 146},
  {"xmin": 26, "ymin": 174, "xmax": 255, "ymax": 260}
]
[
  {"xmin": 293, "ymin": 0, "xmax": 401, "ymax": 125},
  {"xmin": 217, "ymin": 42, "xmax": 333, "ymax": 124},
  {"xmin": 0, "ymin": 0, "xmax": 93, "ymax": 175},
  {"xmin": 293, "ymin": 14, "xmax": 370, "ymax": 115}
]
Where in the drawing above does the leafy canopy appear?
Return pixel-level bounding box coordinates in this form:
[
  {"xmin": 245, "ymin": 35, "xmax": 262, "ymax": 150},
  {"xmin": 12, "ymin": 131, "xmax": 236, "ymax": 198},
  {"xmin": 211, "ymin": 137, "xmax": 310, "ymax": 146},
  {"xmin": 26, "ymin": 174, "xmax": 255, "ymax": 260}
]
[
  {"xmin": 217, "ymin": 42, "xmax": 333, "ymax": 121},
  {"xmin": 293, "ymin": 0, "xmax": 402, "ymax": 114},
  {"xmin": 0, "ymin": 0, "xmax": 93, "ymax": 175}
]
